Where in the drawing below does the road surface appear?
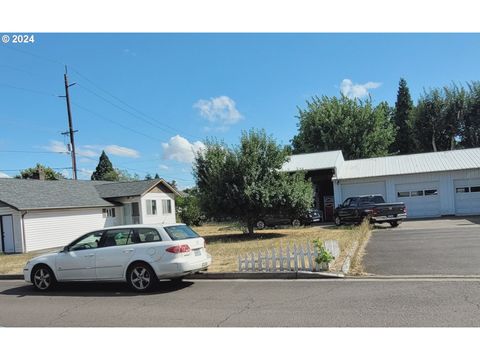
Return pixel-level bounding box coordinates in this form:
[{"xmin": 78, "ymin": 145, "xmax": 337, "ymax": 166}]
[{"xmin": 1, "ymin": 278, "xmax": 480, "ymax": 326}]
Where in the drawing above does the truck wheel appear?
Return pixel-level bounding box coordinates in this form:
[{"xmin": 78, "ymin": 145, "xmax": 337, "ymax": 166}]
[
  {"xmin": 334, "ymin": 216, "xmax": 342, "ymax": 226},
  {"xmin": 292, "ymin": 219, "xmax": 301, "ymax": 228},
  {"xmin": 390, "ymin": 221, "xmax": 399, "ymax": 228}
]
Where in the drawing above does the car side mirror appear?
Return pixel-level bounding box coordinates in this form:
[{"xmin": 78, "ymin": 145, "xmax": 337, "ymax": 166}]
[{"xmin": 62, "ymin": 246, "xmax": 69, "ymax": 253}]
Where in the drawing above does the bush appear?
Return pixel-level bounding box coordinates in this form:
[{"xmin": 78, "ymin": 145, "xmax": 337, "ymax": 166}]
[{"xmin": 176, "ymin": 193, "xmax": 204, "ymax": 226}]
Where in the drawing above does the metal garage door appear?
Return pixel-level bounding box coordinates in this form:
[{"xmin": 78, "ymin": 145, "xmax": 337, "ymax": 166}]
[
  {"xmin": 395, "ymin": 182, "xmax": 440, "ymax": 217},
  {"xmin": 341, "ymin": 181, "xmax": 386, "ymax": 201},
  {"xmin": 454, "ymin": 179, "xmax": 480, "ymax": 215}
]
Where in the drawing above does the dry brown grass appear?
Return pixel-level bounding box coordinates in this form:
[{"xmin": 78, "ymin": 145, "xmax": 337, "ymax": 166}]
[
  {"xmin": 0, "ymin": 222, "xmax": 372, "ymax": 275},
  {"xmin": 193, "ymin": 222, "xmax": 371, "ymax": 273},
  {"xmin": 0, "ymin": 252, "xmax": 38, "ymax": 275}
]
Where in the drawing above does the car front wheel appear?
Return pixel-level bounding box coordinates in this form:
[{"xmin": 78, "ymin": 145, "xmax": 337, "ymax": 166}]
[
  {"xmin": 292, "ymin": 219, "xmax": 301, "ymax": 227},
  {"xmin": 127, "ymin": 263, "xmax": 157, "ymax": 292},
  {"xmin": 334, "ymin": 216, "xmax": 342, "ymax": 226},
  {"xmin": 256, "ymin": 220, "xmax": 266, "ymax": 230},
  {"xmin": 31, "ymin": 265, "xmax": 56, "ymax": 291}
]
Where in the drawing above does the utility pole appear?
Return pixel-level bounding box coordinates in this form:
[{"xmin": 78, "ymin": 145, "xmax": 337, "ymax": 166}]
[{"xmin": 60, "ymin": 66, "xmax": 78, "ymax": 180}]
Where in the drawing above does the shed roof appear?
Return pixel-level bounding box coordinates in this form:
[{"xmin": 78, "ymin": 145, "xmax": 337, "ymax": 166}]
[
  {"xmin": 282, "ymin": 150, "xmax": 344, "ymax": 172},
  {"xmin": 335, "ymin": 147, "xmax": 480, "ymax": 180}
]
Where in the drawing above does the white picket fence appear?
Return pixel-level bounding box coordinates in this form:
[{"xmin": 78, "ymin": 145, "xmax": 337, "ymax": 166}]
[{"xmin": 238, "ymin": 240, "xmax": 339, "ymax": 272}]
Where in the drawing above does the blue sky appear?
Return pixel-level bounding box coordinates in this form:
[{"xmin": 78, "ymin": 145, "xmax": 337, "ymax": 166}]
[{"xmin": 1, "ymin": 33, "xmax": 480, "ymax": 188}]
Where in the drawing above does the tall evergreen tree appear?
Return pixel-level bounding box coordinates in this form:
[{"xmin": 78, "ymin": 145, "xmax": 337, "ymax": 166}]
[
  {"xmin": 154, "ymin": 173, "xmax": 160, "ymax": 179},
  {"xmin": 391, "ymin": 78, "xmax": 414, "ymax": 154},
  {"xmin": 91, "ymin": 151, "xmax": 119, "ymax": 181}
]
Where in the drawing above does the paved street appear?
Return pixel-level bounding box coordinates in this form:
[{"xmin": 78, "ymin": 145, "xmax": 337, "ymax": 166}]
[
  {"xmin": 2, "ymin": 278, "xmax": 480, "ymax": 326},
  {"xmin": 364, "ymin": 217, "xmax": 480, "ymax": 275}
]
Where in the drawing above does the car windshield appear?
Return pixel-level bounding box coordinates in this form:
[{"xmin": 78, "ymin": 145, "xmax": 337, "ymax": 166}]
[{"xmin": 164, "ymin": 225, "xmax": 200, "ymax": 241}]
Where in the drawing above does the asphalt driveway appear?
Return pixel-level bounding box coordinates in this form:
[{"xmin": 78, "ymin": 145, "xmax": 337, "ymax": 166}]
[{"xmin": 363, "ymin": 217, "xmax": 480, "ymax": 276}]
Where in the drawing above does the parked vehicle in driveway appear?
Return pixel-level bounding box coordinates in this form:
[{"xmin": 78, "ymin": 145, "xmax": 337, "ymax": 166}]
[
  {"xmin": 255, "ymin": 209, "xmax": 323, "ymax": 229},
  {"xmin": 23, "ymin": 224, "xmax": 211, "ymax": 292},
  {"xmin": 334, "ymin": 195, "xmax": 406, "ymax": 227}
]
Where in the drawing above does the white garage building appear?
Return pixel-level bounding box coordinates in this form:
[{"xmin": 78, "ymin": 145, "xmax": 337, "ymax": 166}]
[{"xmin": 283, "ymin": 147, "xmax": 480, "ymax": 219}]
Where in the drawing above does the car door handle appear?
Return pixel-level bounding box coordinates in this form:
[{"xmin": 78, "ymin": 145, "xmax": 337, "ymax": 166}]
[
  {"xmin": 123, "ymin": 249, "xmax": 134, "ymax": 253},
  {"xmin": 84, "ymin": 254, "xmax": 95, "ymax": 258}
]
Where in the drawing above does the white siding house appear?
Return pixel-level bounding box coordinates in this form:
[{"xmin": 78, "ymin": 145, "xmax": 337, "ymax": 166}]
[{"xmin": 0, "ymin": 178, "xmax": 180, "ymax": 253}]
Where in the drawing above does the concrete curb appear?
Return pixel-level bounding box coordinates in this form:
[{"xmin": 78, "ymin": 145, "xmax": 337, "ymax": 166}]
[
  {"xmin": 0, "ymin": 271, "xmax": 345, "ymax": 281},
  {"xmin": 0, "ymin": 274, "xmax": 24, "ymax": 280}
]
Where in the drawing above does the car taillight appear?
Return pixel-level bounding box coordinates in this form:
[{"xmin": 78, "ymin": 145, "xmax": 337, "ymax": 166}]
[
  {"xmin": 403, "ymin": 207, "xmax": 407, "ymax": 213},
  {"xmin": 166, "ymin": 244, "xmax": 191, "ymax": 254}
]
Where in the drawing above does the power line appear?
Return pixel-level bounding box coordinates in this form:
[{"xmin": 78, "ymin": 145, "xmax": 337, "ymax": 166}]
[
  {"xmin": 71, "ymin": 67, "xmax": 201, "ymax": 140},
  {"xmin": 0, "ymin": 82, "xmax": 57, "ymax": 97},
  {"xmin": 0, "ymin": 150, "xmax": 69, "ymax": 154},
  {"xmin": 0, "ymin": 167, "xmax": 72, "ymax": 172},
  {"xmin": 71, "ymin": 100, "xmax": 164, "ymax": 143}
]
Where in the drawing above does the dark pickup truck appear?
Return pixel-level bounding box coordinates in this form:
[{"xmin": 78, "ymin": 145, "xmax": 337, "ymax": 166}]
[{"xmin": 334, "ymin": 194, "xmax": 407, "ymax": 227}]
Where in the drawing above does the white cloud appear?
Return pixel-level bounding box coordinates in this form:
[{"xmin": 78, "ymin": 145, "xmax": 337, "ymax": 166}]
[
  {"xmin": 104, "ymin": 145, "xmax": 140, "ymax": 158},
  {"xmin": 162, "ymin": 135, "xmax": 205, "ymax": 164},
  {"xmin": 43, "ymin": 140, "xmax": 68, "ymax": 153},
  {"xmin": 43, "ymin": 141, "xmax": 139, "ymax": 159},
  {"xmin": 79, "ymin": 168, "xmax": 94, "ymax": 177},
  {"xmin": 0, "ymin": 172, "xmax": 11, "ymax": 178},
  {"xmin": 158, "ymin": 164, "xmax": 169, "ymax": 170},
  {"xmin": 340, "ymin": 79, "xmax": 381, "ymax": 99},
  {"xmin": 60, "ymin": 169, "xmax": 70, "ymax": 178},
  {"xmin": 194, "ymin": 96, "xmax": 243, "ymax": 130}
]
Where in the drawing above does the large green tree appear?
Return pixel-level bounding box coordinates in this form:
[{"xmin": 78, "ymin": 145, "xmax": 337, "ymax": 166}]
[
  {"xmin": 17, "ymin": 164, "xmax": 66, "ymax": 180},
  {"xmin": 391, "ymin": 78, "xmax": 415, "ymax": 154},
  {"xmin": 462, "ymin": 82, "xmax": 480, "ymax": 148},
  {"xmin": 291, "ymin": 95, "xmax": 395, "ymax": 160},
  {"xmin": 412, "ymin": 85, "xmax": 467, "ymax": 152},
  {"xmin": 194, "ymin": 129, "xmax": 313, "ymax": 236},
  {"xmin": 91, "ymin": 151, "xmax": 119, "ymax": 181}
]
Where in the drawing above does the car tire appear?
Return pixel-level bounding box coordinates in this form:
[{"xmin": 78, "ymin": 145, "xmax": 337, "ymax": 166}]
[
  {"xmin": 334, "ymin": 216, "xmax": 342, "ymax": 226},
  {"xmin": 256, "ymin": 220, "xmax": 266, "ymax": 230},
  {"xmin": 292, "ymin": 219, "xmax": 301, "ymax": 228},
  {"xmin": 31, "ymin": 264, "xmax": 56, "ymax": 291},
  {"xmin": 390, "ymin": 221, "xmax": 400, "ymax": 228},
  {"xmin": 127, "ymin": 262, "xmax": 158, "ymax": 292}
]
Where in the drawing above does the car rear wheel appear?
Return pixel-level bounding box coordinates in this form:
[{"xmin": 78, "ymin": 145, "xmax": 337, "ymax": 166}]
[
  {"xmin": 334, "ymin": 216, "xmax": 342, "ymax": 226},
  {"xmin": 256, "ymin": 220, "xmax": 265, "ymax": 230},
  {"xmin": 31, "ymin": 265, "xmax": 56, "ymax": 291},
  {"xmin": 127, "ymin": 263, "xmax": 157, "ymax": 292},
  {"xmin": 292, "ymin": 219, "xmax": 301, "ymax": 227},
  {"xmin": 390, "ymin": 221, "xmax": 400, "ymax": 228}
]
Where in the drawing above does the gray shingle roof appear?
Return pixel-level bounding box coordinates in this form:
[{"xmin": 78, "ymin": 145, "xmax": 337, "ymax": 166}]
[
  {"xmin": 0, "ymin": 179, "xmax": 116, "ymax": 210},
  {"xmin": 0, "ymin": 178, "xmax": 179, "ymax": 211},
  {"xmin": 94, "ymin": 179, "xmax": 163, "ymax": 198}
]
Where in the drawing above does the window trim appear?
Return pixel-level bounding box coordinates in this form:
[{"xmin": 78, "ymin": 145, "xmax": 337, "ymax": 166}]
[
  {"xmin": 146, "ymin": 199, "xmax": 157, "ymax": 216},
  {"xmin": 162, "ymin": 199, "xmax": 172, "ymax": 214}
]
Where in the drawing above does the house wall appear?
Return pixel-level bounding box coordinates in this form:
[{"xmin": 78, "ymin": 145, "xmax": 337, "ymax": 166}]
[
  {"xmin": 141, "ymin": 192, "xmax": 176, "ymax": 224},
  {"xmin": 0, "ymin": 205, "xmax": 23, "ymax": 253},
  {"xmin": 23, "ymin": 207, "xmax": 118, "ymax": 252},
  {"xmin": 333, "ymin": 168, "xmax": 480, "ymax": 218}
]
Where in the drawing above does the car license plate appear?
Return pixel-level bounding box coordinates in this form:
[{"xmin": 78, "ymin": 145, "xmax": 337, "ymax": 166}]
[
  {"xmin": 194, "ymin": 249, "xmax": 202, "ymax": 256},
  {"xmin": 202, "ymin": 262, "xmax": 208, "ymax": 267},
  {"xmin": 388, "ymin": 215, "xmax": 395, "ymax": 218}
]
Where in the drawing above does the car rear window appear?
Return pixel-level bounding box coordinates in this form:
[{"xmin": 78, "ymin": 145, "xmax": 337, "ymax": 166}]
[{"xmin": 164, "ymin": 225, "xmax": 200, "ymax": 241}]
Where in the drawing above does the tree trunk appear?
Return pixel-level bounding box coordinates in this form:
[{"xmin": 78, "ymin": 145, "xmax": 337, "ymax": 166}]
[
  {"xmin": 432, "ymin": 131, "xmax": 437, "ymax": 152},
  {"xmin": 247, "ymin": 221, "xmax": 255, "ymax": 237}
]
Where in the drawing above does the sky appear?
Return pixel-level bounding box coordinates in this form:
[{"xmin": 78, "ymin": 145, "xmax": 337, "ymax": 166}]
[{"xmin": 1, "ymin": 33, "xmax": 480, "ymax": 188}]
